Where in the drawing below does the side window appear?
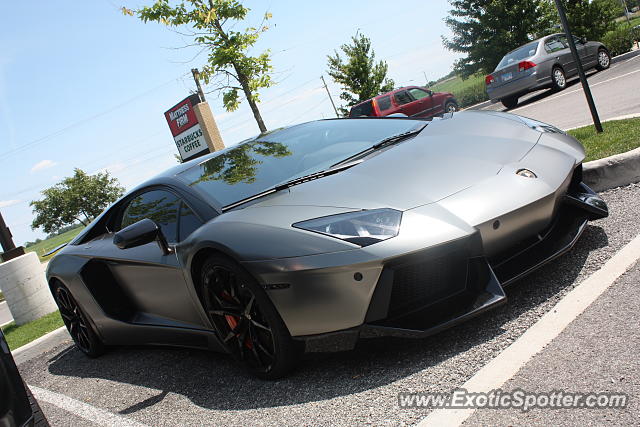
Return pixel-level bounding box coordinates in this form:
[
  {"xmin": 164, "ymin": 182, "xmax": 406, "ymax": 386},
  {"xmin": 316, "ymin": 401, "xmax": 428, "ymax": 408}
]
[
  {"xmin": 376, "ymin": 95, "xmax": 392, "ymax": 111},
  {"xmin": 178, "ymin": 202, "xmax": 204, "ymax": 241},
  {"xmin": 557, "ymin": 35, "xmax": 569, "ymax": 49},
  {"xmin": 120, "ymin": 190, "xmax": 180, "ymax": 243},
  {"xmin": 545, "ymin": 37, "xmax": 564, "ymax": 53},
  {"xmin": 393, "ymin": 91, "xmax": 412, "ymax": 106},
  {"xmin": 408, "ymin": 88, "xmax": 430, "ymax": 100}
]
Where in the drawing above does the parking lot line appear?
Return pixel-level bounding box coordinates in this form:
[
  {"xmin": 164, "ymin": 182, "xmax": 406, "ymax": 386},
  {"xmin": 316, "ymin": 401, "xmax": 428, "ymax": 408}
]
[
  {"xmin": 417, "ymin": 232, "xmax": 640, "ymax": 427},
  {"xmin": 29, "ymin": 384, "xmax": 150, "ymax": 427},
  {"xmin": 511, "ymin": 68, "xmax": 640, "ymax": 113}
]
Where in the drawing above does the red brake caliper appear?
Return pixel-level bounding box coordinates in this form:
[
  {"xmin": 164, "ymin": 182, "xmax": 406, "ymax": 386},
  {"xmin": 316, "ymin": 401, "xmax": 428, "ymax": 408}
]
[{"xmin": 221, "ymin": 291, "xmax": 252, "ymax": 349}]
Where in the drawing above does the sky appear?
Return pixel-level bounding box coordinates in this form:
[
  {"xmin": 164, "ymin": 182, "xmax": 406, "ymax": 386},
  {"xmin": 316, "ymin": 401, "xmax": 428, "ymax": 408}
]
[{"xmin": 0, "ymin": 0, "xmax": 461, "ymax": 246}]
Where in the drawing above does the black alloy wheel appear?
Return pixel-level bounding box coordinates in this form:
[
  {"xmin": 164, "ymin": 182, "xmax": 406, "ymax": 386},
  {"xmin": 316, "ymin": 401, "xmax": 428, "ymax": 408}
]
[
  {"xmin": 53, "ymin": 282, "xmax": 105, "ymax": 357},
  {"xmin": 200, "ymin": 254, "xmax": 299, "ymax": 379}
]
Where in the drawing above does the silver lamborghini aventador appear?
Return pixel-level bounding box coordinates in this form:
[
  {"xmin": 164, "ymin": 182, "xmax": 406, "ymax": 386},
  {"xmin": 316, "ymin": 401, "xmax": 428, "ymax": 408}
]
[{"xmin": 46, "ymin": 111, "xmax": 608, "ymax": 379}]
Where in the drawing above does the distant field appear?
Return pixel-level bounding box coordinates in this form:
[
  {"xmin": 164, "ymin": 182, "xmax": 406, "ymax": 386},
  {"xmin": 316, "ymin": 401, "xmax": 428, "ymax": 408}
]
[
  {"xmin": 430, "ymin": 73, "xmax": 484, "ymax": 93},
  {"xmin": 25, "ymin": 226, "xmax": 84, "ymax": 262}
]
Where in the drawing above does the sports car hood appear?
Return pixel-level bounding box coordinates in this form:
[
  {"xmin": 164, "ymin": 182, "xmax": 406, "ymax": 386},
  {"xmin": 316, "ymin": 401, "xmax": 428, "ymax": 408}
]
[{"xmin": 251, "ymin": 111, "xmax": 542, "ymax": 211}]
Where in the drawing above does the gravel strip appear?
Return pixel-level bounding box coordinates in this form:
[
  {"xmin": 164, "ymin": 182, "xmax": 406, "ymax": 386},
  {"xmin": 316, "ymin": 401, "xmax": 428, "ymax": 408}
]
[{"xmin": 17, "ymin": 183, "xmax": 640, "ymax": 427}]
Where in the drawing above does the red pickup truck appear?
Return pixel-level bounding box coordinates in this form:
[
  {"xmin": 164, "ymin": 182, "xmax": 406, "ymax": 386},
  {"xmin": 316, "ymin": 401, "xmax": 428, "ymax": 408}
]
[{"xmin": 349, "ymin": 86, "xmax": 458, "ymax": 118}]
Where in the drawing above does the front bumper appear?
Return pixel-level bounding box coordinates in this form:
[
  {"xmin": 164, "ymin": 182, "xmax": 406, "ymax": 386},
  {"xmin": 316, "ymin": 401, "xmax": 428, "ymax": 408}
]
[{"xmin": 291, "ymin": 181, "xmax": 606, "ymax": 352}]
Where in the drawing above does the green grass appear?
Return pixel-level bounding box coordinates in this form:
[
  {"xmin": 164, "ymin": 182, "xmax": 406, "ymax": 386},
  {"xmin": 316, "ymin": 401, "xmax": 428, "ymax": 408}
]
[
  {"xmin": 0, "ymin": 291, "xmax": 4, "ymax": 302},
  {"xmin": 568, "ymin": 118, "xmax": 640, "ymax": 162},
  {"xmin": 25, "ymin": 226, "xmax": 84, "ymax": 262},
  {"xmin": 431, "ymin": 73, "xmax": 485, "ymax": 94},
  {"xmin": 1, "ymin": 311, "xmax": 64, "ymax": 350}
]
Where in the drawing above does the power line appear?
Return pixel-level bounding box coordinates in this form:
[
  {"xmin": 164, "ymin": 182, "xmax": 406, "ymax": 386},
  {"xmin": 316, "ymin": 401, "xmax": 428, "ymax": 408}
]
[{"xmin": 0, "ymin": 72, "xmax": 188, "ymax": 160}]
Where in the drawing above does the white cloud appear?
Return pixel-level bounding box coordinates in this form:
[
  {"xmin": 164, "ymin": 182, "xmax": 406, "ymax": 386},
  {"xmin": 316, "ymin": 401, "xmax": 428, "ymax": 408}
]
[
  {"xmin": 30, "ymin": 159, "xmax": 57, "ymax": 173},
  {"xmin": 0, "ymin": 199, "xmax": 21, "ymax": 208}
]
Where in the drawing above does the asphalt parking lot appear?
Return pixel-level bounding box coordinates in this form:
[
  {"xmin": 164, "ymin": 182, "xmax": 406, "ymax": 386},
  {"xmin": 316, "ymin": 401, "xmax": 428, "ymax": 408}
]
[
  {"xmin": 16, "ymin": 182, "xmax": 640, "ymax": 426},
  {"xmin": 476, "ymin": 51, "xmax": 640, "ymax": 129}
]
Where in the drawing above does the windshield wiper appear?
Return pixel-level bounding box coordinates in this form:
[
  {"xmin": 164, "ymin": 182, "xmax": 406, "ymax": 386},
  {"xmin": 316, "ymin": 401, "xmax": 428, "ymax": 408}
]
[
  {"xmin": 330, "ymin": 123, "xmax": 428, "ymax": 169},
  {"xmin": 221, "ymin": 160, "xmax": 363, "ymax": 211}
]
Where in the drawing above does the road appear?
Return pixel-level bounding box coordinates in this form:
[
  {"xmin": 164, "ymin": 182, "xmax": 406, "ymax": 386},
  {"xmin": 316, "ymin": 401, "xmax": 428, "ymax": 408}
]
[
  {"xmin": 476, "ymin": 52, "xmax": 640, "ymax": 130},
  {"xmin": 16, "ymin": 182, "xmax": 640, "ymax": 426},
  {"xmin": 0, "ymin": 301, "xmax": 12, "ymax": 326}
]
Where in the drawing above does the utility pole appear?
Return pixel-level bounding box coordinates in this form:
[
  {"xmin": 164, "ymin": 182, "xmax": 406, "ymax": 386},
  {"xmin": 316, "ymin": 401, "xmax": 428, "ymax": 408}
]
[
  {"xmin": 191, "ymin": 68, "xmax": 206, "ymax": 102},
  {"xmin": 190, "ymin": 68, "xmax": 225, "ymax": 151},
  {"xmin": 321, "ymin": 75, "xmax": 339, "ymax": 117},
  {"xmin": 554, "ymin": 0, "xmax": 603, "ymax": 133},
  {"xmin": 423, "ymin": 71, "xmax": 429, "ymax": 85},
  {"xmin": 620, "ymin": 0, "xmax": 632, "ymax": 26}
]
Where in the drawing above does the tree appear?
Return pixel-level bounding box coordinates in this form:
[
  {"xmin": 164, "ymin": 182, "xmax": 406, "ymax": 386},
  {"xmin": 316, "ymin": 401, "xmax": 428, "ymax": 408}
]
[
  {"xmin": 30, "ymin": 169, "xmax": 125, "ymax": 234},
  {"xmin": 541, "ymin": 0, "xmax": 619, "ymax": 41},
  {"xmin": 123, "ymin": 0, "xmax": 274, "ymax": 133},
  {"xmin": 443, "ymin": 0, "xmax": 554, "ymax": 77},
  {"xmin": 327, "ymin": 34, "xmax": 395, "ymax": 116}
]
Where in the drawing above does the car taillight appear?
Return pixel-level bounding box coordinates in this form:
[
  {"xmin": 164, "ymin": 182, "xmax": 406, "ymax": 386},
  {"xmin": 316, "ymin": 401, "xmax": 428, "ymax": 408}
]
[
  {"xmin": 485, "ymin": 75, "xmax": 495, "ymax": 85},
  {"xmin": 518, "ymin": 61, "xmax": 537, "ymax": 72}
]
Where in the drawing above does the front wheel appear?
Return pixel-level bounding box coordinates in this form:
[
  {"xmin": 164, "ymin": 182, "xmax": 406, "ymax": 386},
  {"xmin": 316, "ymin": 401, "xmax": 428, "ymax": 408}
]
[
  {"xmin": 596, "ymin": 49, "xmax": 610, "ymax": 71},
  {"xmin": 444, "ymin": 100, "xmax": 458, "ymax": 113},
  {"xmin": 200, "ymin": 254, "xmax": 300, "ymax": 380},
  {"xmin": 52, "ymin": 281, "xmax": 105, "ymax": 358}
]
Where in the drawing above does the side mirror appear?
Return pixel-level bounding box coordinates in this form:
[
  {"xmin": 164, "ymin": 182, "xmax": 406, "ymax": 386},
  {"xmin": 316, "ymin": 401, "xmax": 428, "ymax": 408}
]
[
  {"xmin": 113, "ymin": 218, "xmax": 172, "ymax": 254},
  {"xmin": 580, "ymin": 37, "xmax": 587, "ymax": 44},
  {"xmin": 428, "ymin": 89, "xmax": 433, "ymax": 97}
]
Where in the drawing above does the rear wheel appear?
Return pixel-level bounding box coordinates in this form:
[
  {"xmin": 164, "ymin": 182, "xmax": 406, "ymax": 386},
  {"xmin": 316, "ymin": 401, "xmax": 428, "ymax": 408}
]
[
  {"xmin": 52, "ymin": 281, "xmax": 105, "ymax": 358},
  {"xmin": 596, "ymin": 48, "xmax": 610, "ymax": 71},
  {"xmin": 501, "ymin": 96, "xmax": 519, "ymax": 109},
  {"xmin": 551, "ymin": 66, "xmax": 567, "ymax": 91},
  {"xmin": 200, "ymin": 254, "xmax": 300, "ymax": 380}
]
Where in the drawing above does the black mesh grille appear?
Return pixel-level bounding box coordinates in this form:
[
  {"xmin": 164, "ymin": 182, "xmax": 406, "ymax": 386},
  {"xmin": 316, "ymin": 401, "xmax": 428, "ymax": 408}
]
[{"xmin": 387, "ymin": 255, "xmax": 468, "ymax": 319}]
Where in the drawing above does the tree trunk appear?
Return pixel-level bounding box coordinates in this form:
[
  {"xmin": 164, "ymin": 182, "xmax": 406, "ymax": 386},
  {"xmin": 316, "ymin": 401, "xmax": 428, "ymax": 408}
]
[{"xmin": 233, "ymin": 63, "xmax": 267, "ymax": 133}]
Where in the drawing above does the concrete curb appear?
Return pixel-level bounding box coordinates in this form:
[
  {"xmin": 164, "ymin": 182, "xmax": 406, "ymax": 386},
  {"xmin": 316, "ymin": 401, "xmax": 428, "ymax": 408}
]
[
  {"xmin": 583, "ymin": 147, "xmax": 640, "ymax": 192},
  {"xmin": 11, "ymin": 326, "xmax": 70, "ymax": 365}
]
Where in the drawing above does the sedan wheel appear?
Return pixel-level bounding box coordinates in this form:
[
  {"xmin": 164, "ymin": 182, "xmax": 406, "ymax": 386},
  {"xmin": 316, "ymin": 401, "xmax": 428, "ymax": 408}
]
[
  {"xmin": 201, "ymin": 255, "xmax": 299, "ymax": 379},
  {"xmin": 552, "ymin": 67, "xmax": 567, "ymax": 90},
  {"xmin": 53, "ymin": 282, "xmax": 105, "ymax": 357},
  {"xmin": 596, "ymin": 49, "xmax": 610, "ymax": 71}
]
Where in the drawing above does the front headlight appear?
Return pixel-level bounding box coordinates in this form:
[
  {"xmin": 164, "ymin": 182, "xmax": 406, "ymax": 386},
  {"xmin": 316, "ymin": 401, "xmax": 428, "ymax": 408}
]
[
  {"xmin": 517, "ymin": 115, "xmax": 565, "ymax": 134},
  {"xmin": 293, "ymin": 208, "xmax": 402, "ymax": 246}
]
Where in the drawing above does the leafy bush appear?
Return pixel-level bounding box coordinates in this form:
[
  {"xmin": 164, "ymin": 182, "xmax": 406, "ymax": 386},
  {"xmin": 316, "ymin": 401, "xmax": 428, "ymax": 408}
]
[
  {"xmin": 602, "ymin": 27, "xmax": 638, "ymax": 56},
  {"xmin": 454, "ymin": 79, "xmax": 489, "ymax": 108}
]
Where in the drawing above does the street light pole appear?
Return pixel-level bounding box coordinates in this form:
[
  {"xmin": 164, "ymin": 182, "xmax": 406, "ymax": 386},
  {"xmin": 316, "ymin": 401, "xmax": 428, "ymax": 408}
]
[{"xmin": 554, "ymin": 0, "xmax": 603, "ymax": 133}]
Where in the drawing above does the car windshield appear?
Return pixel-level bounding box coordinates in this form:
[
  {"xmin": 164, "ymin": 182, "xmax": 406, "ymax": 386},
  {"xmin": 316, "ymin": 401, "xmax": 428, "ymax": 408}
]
[
  {"xmin": 176, "ymin": 119, "xmax": 424, "ymax": 207},
  {"xmin": 496, "ymin": 42, "xmax": 539, "ymax": 70}
]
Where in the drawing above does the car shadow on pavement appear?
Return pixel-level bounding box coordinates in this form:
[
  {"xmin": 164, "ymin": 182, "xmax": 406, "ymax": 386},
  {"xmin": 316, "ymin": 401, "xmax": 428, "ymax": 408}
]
[{"xmin": 45, "ymin": 225, "xmax": 607, "ymax": 413}]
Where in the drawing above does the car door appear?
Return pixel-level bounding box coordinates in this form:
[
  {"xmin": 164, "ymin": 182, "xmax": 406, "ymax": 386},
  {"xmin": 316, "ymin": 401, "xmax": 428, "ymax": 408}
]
[
  {"xmin": 392, "ymin": 90, "xmax": 415, "ymax": 116},
  {"xmin": 557, "ymin": 35, "xmax": 577, "ymax": 75},
  {"xmin": 103, "ymin": 188, "xmax": 206, "ymax": 327},
  {"xmin": 406, "ymin": 87, "xmax": 435, "ymax": 117}
]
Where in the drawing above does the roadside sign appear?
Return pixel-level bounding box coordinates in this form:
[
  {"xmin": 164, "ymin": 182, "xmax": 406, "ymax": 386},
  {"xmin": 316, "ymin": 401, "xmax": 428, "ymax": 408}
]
[{"xmin": 164, "ymin": 94, "xmax": 210, "ymax": 161}]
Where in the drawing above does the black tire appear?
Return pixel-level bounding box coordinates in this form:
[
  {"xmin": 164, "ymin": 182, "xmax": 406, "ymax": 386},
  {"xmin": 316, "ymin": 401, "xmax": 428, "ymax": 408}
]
[
  {"xmin": 501, "ymin": 96, "xmax": 519, "ymax": 109},
  {"xmin": 551, "ymin": 66, "xmax": 567, "ymax": 91},
  {"xmin": 200, "ymin": 254, "xmax": 300, "ymax": 380},
  {"xmin": 51, "ymin": 281, "xmax": 105, "ymax": 358},
  {"xmin": 596, "ymin": 48, "xmax": 611, "ymax": 71},
  {"xmin": 25, "ymin": 386, "xmax": 50, "ymax": 427},
  {"xmin": 444, "ymin": 100, "xmax": 458, "ymax": 113}
]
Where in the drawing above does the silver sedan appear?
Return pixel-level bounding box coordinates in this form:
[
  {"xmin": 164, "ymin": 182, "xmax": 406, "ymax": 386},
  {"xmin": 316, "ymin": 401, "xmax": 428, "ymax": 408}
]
[{"xmin": 486, "ymin": 33, "xmax": 610, "ymax": 109}]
